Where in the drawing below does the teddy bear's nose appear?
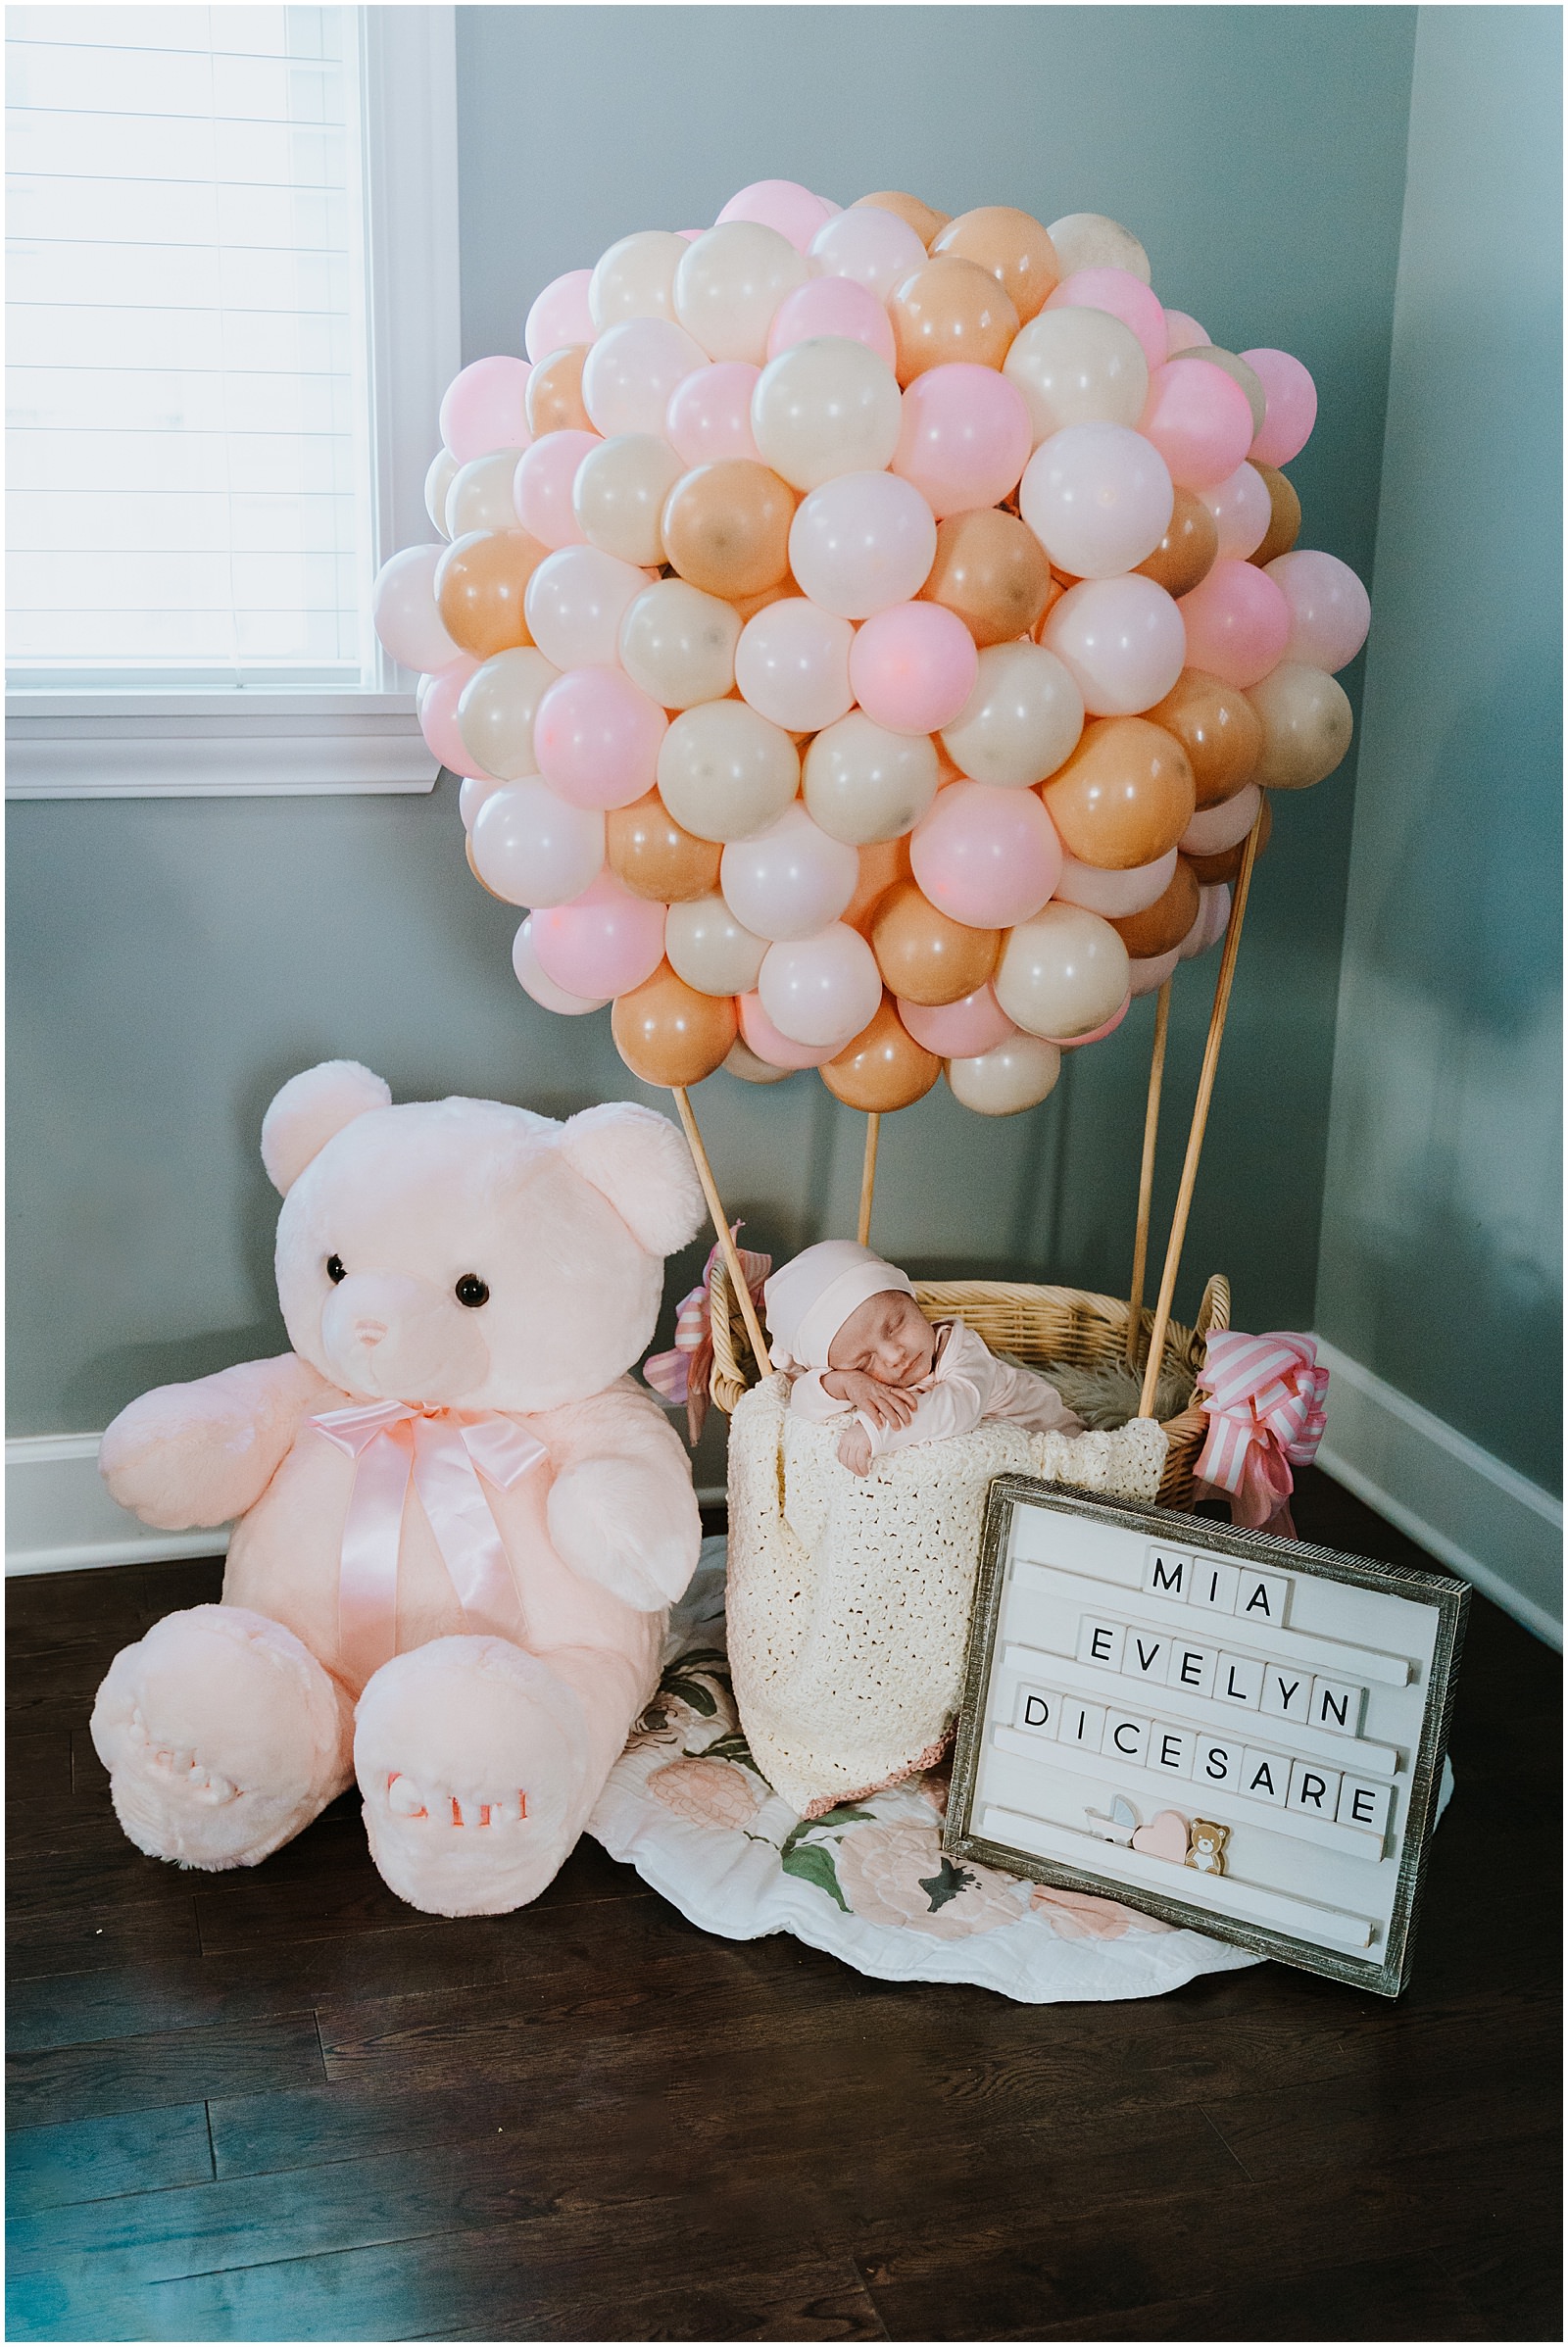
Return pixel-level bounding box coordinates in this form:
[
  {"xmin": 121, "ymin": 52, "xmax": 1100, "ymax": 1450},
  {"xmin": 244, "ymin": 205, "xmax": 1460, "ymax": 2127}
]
[{"xmin": 355, "ymin": 1318, "xmax": 389, "ymax": 1347}]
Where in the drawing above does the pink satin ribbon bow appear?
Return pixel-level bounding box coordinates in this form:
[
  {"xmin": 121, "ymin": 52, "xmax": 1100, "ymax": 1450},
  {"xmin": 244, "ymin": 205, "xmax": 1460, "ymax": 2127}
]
[
  {"xmin": 644, "ymin": 1227, "xmax": 771, "ymax": 1445},
  {"xmin": 1194, "ymin": 1330, "xmax": 1329, "ymax": 1539},
  {"xmin": 310, "ymin": 1398, "xmax": 546, "ymax": 1682}
]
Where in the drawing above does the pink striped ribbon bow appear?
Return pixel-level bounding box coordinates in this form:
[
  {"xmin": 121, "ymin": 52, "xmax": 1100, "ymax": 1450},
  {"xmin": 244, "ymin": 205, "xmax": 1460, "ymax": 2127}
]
[
  {"xmin": 1194, "ymin": 1330, "xmax": 1330, "ymax": 1539},
  {"xmin": 310, "ymin": 1398, "xmax": 545, "ymax": 1683},
  {"xmin": 645, "ymin": 1227, "xmax": 771, "ymax": 1445}
]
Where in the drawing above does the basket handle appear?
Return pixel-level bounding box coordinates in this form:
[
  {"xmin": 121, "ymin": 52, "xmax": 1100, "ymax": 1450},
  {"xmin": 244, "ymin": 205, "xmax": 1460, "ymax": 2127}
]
[
  {"xmin": 1194, "ymin": 1272, "xmax": 1231, "ymax": 1343},
  {"xmin": 706, "ymin": 1254, "xmax": 757, "ymax": 1418}
]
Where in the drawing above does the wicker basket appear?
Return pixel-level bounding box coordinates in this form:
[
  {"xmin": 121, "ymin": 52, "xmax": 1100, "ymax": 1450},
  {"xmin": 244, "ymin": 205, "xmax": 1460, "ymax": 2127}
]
[{"xmin": 706, "ymin": 1260, "xmax": 1229, "ymax": 1513}]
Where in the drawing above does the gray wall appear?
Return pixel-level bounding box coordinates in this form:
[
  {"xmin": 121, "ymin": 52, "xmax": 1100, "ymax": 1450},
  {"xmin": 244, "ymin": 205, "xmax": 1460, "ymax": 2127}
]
[
  {"xmin": 8, "ymin": 5, "xmax": 1420, "ymax": 1439},
  {"xmin": 1315, "ymin": 7, "xmax": 1563, "ymax": 1493}
]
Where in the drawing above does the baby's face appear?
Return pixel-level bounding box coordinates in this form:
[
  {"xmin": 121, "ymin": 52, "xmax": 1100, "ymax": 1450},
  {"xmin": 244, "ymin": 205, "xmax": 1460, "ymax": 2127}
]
[{"xmin": 827, "ymin": 1290, "xmax": 937, "ymax": 1388}]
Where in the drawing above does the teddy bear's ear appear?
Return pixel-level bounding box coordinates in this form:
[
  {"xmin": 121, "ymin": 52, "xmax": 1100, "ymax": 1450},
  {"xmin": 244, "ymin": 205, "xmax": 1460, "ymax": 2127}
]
[
  {"xmin": 555, "ymin": 1102, "xmax": 706, "ymax": 1256},
  {"xmin": 261, "ymin": 1060, "xmax": 392, "ymax": 1195}
]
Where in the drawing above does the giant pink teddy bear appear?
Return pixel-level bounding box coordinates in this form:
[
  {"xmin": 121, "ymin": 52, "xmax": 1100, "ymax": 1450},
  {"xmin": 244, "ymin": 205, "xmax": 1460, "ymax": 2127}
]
[{"xmin": 91, "ymin": 1060, "xmax": 706, "ymax": 1917}]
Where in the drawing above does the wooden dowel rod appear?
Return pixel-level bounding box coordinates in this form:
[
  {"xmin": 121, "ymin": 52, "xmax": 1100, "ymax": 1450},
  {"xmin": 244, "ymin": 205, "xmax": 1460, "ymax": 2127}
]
[
  {"xmin": 671, "ymin": 1084, "xmax": 770, "ymax": 1382},
  {"xmin": 857, "ymin": 1111, "xmax": 881, "ymax": 1248},
  {"xmin": 1137, "ymin": 811, "xmax": 1267, "ymax": 1421},
  {"xmin": 1125, "ymin": 978, "xmax": 1172, "ymax": 1369}
]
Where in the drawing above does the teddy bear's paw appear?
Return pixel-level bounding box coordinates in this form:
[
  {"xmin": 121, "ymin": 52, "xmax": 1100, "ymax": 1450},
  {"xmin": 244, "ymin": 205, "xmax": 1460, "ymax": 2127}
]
[
  {"xmin": 547, "ymin": 1458, "xmax": 698, "ymax": 1611},
  {"xmin": 90, "ymin": 1605, "xmax": 352, "ymax": 1872},
  {"xmin": 356, "ymin": 1636, "xmax": 597, "ymax": 1916}
]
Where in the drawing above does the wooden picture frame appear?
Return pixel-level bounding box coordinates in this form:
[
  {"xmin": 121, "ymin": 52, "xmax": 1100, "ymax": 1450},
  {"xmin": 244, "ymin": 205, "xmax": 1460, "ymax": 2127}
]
[{"xmin": 945, "ymin": 1477, "xmax": 1469, "ymax": 1997}]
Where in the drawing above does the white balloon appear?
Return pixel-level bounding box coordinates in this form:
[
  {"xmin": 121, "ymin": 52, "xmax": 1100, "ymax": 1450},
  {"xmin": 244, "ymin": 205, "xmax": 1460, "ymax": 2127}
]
[
  {"xmin": 1004, "ymin": 309, "xmax": 1150, "ymax": 447},
  {"xmin": 1053, "ymin": 846, "xmax": 1177, "ymax": 917},
  {"xmin": 788, "ymin": 471, "xmax": 938, "ymax": 618},
  {"xmin": 945, "ymin": 1034, "xmax": 1062, "ymax": 1115},
  {"xmin": 751, "ymin": 337, "xmax": 903, "ymax": 491},
  {"xmin": 1042, "ymin": 576, "xmax": 1187, "ymax": 717},
  {"xmin": 459, "ymin": 773, "xmax": 505, "ymax": 831},
  {"xmin": 758, "ymin": 923, "xmax": 882, "ymax": 1048},
  {"xmin": 425, "ymin": 449, "xmax": 459, "ymax": 540},
  {"xmin": 675, "ymin": 221, "xmax": 809, "ymax": 363},
  {"xmin": 619, "ymin": 578, "xmax": 740, "ymax": 709},
  {"xmin": 446, "ymin": 449, "xmax": 528, "ymax": 540},
  {"xmin": 513, "ymin": 916, "xmax": 609, "ymax": 1013},
  {"xmin": 940, "ymin": 641, "xmax": 1085, "ymax": 788},
  {"xmin": 1018, "ymin": 423, "xmax": 1174, "ymax": 580},
  {"xmin": 457, "ymin": 646, "xmax": 561, "ymax": 780},
  {"xmin": 733, "ymin": 596, "xmax": 854, "ymax": 730},
  {"xmin": 719, "ymin": 804, "xmax": 858, "ymax": 940},
  {"xmin": 803, "ymin": 711, "xmax": 941, "ymax": 843},
  {"xmin": 523, "ymin": 545, "xmax": 648, "ymax": 669},
  {"xmin": 589, "ymin": 229, "xmax": 688, "ymax": 329},
  {"xmin": 471, "ymin": 779, "xmax": 605, "ymax": 906},
  {"xmin": 1045, "ymin": 213, "xmax": 1152, "ymax": 283},
  {"xmin": 1128, "ymin": 946, "xmax": 1181, "ymax": 998},
  {"xmin": 808, "ymin": 205, "xmax": 927, "ymax": 298},
  {"xmin": 665, "ymin": 893, "xmax": 769, "ymax": 995},
  {"xmin": 581, "ymin": 317, "xmax": 707, "ymax": 439},
  {"xmin": 572, "ymin": 433, "xmax": 684, "ymax": 565},
  {"xmin": 371, "ymin": 544, "xmax": 460, "ymax": 673}
]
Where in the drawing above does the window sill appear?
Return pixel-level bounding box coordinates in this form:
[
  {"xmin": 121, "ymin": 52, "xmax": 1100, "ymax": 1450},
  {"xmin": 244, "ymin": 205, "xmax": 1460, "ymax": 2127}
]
[{"xmin": 5, "ymin": 693, "xmax": 438, "ymax": 799}]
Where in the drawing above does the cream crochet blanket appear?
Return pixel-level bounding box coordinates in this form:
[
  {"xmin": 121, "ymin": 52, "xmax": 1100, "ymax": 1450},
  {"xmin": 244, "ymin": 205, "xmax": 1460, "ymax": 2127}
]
[{"xmin": 726, "ymin": 1372, "xmax": 1169, "ymax": 1818}]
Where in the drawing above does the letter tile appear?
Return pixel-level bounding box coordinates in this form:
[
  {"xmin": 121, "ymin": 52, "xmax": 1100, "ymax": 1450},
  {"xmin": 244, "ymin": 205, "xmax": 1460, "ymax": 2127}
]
[
  {"xmin": 1059, "ymin": 1699, "xmax": 1107, "ymax": 1750},
  {"xmin": 1149, "ymin": 1724, "xmax": 1195, "ymax": 1779},
  {"xmin": 1214, "ymin": 1651, "xmax": 1265, "ymax": 1709},
  {"xmin": 1337, "ymin": 1776, "xmax": 1393, "ymax": 1836},
  {"xmin": 1125, "ymin": 1629, "xmax": 1170, "ymax": 1686},
  {"xmin": 1310, "ymin": 1674, "xmax": 1364, "ymax": 1736},
  {"xmin": 1240, "ymin": 1747, "xmax": 1289, "ymax": 1805},
  {"xmin": 1102, "ymin": 1710, "xmax": 1150, "ymax": 1765},
  {"xmin": 1188, "ymin": 1558, "xmax": 1240, "ymax": 1613},
  {"xmin": 1077, "ymin": 1617, "xmax": 1125, "ymax": 1671},
  {"xmin": 1236, "ymin": 1568, "xmax": 1291, "ymax": 1627},
  {"xmin": 1260, "ymin": 1664, "xmax": 1311, "ymax": 1724},
  {"xmin": 1287, "ymin": 1758, "xmax": 1343, "ymax": 1817},
  {"xmin": 1192, "ymin": 1734, "xmax": 1244, "ymax": 1791},
  {"xmin": 1144, "ymin": 1546, "xmax": 1190, "ymax": 1601},
  {"xmin": 1170, "ymin": 1640, "xmax": 1217, "ymax": 1699},
  {"xmin": 1016, "ymin": 1687, "xmax": 1058, "ymax": 1738}
]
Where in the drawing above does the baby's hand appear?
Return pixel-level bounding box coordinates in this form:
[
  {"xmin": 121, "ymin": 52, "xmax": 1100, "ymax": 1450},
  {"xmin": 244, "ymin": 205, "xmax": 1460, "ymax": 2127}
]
[
  {"xmin": 820, "ymin": 1370, "xmax": 915, "ymax": 1428},
  {"xmin": 837, "ymin": 1423, "xmax": 874, "ymax": 1476}
]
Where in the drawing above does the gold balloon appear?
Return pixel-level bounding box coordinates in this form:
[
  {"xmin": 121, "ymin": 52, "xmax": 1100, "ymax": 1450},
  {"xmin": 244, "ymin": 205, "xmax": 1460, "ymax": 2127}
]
[
  {"xmin": 1250, "ymin": 463, "xmax": 1302, "ymax": 566},
  {"xmin": 611, "ymin": 961, "xmax": 737, "ymax": 1087},
  {"xmin": 1145, "ymin": 669, "xmax": 1263, "ymax": 808},
  {"xmin": 1041, "ymin": 718, "xmax": 1197, "ymax": 870},
  {"xmin": 1135, "ymin": 488, "xmax": 1219, "ymax": 599},
  {"xmin": 852, "ymin": 190, "xmax": 951, "ymax": 248},
  {"xmin": 870, "ymin": 881, "xmax": 1002, "ymax": 1004},
  {"xmin": 1248, "ymin": 664, "xmax": 1354, "ymax": 790},
  {"xmin": 1109, "ymin": 859, "xmax": 1201, "ymax": 958},
  {"xmin": 931, "ymin": 206, "xmax": 1060, "ymax": 323},
  {"xmin": 525, "ymin": 345, "xmax": 592, "ymax": 436},
  {"xmin": 843, "ymin": 834, "xmax": 913, "ymax": 933},
  {"xmin": 889, "ymin": 257, "xmax": 1019, "ymax": 385},
  {"xmin": 822, "ymin": 995, "xmax": 942, "ymax": 1110},
  {"xmin": 1182, "ymin": 794, "xmax": 1273, "ymax": 884},
  {"xmin": 436, "ymin": 529, "xmax": 547, "ymax": 659},
  {"xmin": 920, "ymin": 507, "xmax": 1054, "ymax": 648},
  {"xmin": 662, "ymin": 461, "xmax": 797, "ymax": 599},
  {"xmin": 607, "ymin": 790, "xmax": 723, "ymax": 902}
]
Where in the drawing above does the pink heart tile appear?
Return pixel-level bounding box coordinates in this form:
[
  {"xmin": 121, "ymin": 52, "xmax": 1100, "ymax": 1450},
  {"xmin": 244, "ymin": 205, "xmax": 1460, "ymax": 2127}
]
[{"xmin": 1130, "ymin": 1808, "xmax": 1190, "ymax": 1864}]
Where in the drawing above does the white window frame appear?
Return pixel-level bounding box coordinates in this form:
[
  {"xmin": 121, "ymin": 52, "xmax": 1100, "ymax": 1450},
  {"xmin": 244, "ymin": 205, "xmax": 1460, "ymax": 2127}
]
[{"xmin": 5, "ymin": 4, "xmax": 460, "ymax": 800}]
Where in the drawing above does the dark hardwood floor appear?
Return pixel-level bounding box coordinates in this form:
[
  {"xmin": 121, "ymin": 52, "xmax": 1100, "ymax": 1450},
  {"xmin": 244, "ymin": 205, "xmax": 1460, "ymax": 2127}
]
[{"xmin": 7, "ymin": 1471, "xmax": 1560, "ymax": 2342}]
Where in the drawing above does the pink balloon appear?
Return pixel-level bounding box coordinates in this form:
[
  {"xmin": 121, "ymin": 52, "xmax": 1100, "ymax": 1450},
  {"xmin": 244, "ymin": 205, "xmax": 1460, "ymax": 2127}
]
[
  {"xmin": 1041, "ymin": 576, "xmax": 1187, "ymax": 715},
  {"xmin": 720, "ymin": 804, "xmax": 858, "ymax": 941},
  {"xmin": 512, "ymin": 916, "xmax": 609, "ymax": 1014},
  {"xmin": 717, "ymin": 179, "xmax": 838, "ymax": 255},
  {"xmin": 533, "ymin": 665, "xmax": 668, "ymax": 809},
  {"xmin": 1266, "ymin": 550, "xmax": 1371, "ymax": 671},
  {"xmin": 1054, "ymin": 990, "xmax": 1131, "ymax": 1049},
  {"xmin": 1127, "ymin": 948, "xmax": 1180, "ymax": 999},
  {"xmin": 848, "ymin": 601, "xmax": 978, "ymax": 735},
  {"xmin": 766, "ymin": 274, "xmax": 896, "ymax": 366},
  {"xmin": 1054, "ymin": 846, "xmax": 1177, "ymax": 916},
  {"xmin": 530, "ymin": 872, "xmax": 665, "ymax": 999},
  {"xmin": 419, "ymin": 657, "xmax": 489, "ymax": 778},
  {"xmin": 909, "ymin": 780, "xmax": 1063, "ymax": 929},
  {"xmin": 1200, "ymin": 463, "xmax": 1272, "ymax": 560},
  {"xmin": 1046, "ymin": 269, "xmax": 1167, "ymax": 369},
  {"xmin": 524, "ymin": 269, "xmax": 595, "ymax": 364},
  {"xmin": 1178, "ymin": 560, "xmax": 1291, "ymax": 689},
  {"xmin": 1139, "ymin": 360, "xmax": 1255, "ymax": 491},
  {"xmin": 1180, "ymin": 782, "xmax": 1260, "ymax": 856},
  {"xmin": 897, "ymin": 986, "xmax": 1015, "ymax": 1057},
  {"xmin": 1163, "ymin": 309, "xmax": 1209, "ymax": 357},
  {"xmin": 665, "ymin": 362, "xmax": 763, "ymax": 465},
  {"xmin": 438, "ymin": 358, "xmax": 534, "ymax": 467},
  {"xmin": 891, "ymin": 364, "xmax": 1032, "ymax": 520},
  {"xmin": 513, "ymin": 430, "xmax": 599, "ymax": 549},
  {"xmin": 737, "ymin": 992, "xmax": 837, "ymax": 1068},
  {"xmin": 1241, "ymin": 348, "xmax": 1317, "ymax": 465},
  {"xmin": 758, "ymin": 923, "xmax": 883, "ymax": 1049}
]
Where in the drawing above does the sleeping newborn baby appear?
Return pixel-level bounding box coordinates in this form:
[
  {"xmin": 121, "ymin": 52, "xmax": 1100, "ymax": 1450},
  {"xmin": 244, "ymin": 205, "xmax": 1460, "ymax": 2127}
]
[{"xmin": 763, "ymin": 1241, "xmax": 1084, "ymax": 1476}]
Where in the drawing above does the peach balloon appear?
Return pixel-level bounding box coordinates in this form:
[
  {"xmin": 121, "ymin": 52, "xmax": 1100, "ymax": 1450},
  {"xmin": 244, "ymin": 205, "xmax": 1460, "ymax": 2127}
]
[
  {"xmin": 607, "ymin": 790, "xmax": 723, "ymax": 902},
  {"xmin": 853, "ymin": 190, "xmax": 951, "ymax": 248},
  {"xmin": 1042, "ymin": 715, "xmax": 1196, "ymax": 869},
  {"xmin": 1108, "ymin": 858, "xmax": 1200, "ymax": 958},
  {"xmin": 765, "ymin": 275, "xmax": 897, "ymax": 366},
  {"xmin": 842, "ymin": 834, "xmax": 913, "ymax": 932},
  {"xmin": 1042, "ymin": 575, "xmax": 1187, "ymax": 716},
  {"xmin": 889, "ymin": 257, "xmax": 1020, "ymax": 384},
  {"xmin": 612, "ymin": 961, "xmax": 738, "ymax": 1087},
  {"xmin": 870, "ymin": 881, "xmax": 1002, "ymax": 1005},
  {"xmin": 1144, "ymin": 668, "xmax": 1263, "ymax": 807},
  {"xmin": 665, "ymin": 363, "xmax": 763, "ymax": 465},
  {"xmin": 1045, "ymin": 269, "xmax": 1166, "ymax": 368},
  {"xmin": 1266, "ymin": 550, "xmax": 1371, "ymax": 671},
  {"xmin": 920, "ymin": 507, "xmax": 1054, "ymax": 647},
  {"xmin": 908, "ymin": 779, "xmax": 1062, "ymax": 929},
  {"xmin": 524, "ymin": 270, "xmax": 594, "ymax": 364},
  {"xmin": 849, "ymin": 601, "xmax": 978, "ymax": 736},
  {"xmin": 995, "ymin": 903, "xmax": 1131, "ymax": 1040},
  {"xmin": 1178, "ymin": 559, "xmax": 1291, "ymax": 690},
  {"xmin": 435, "ymin": 530, "xmax": 547, "ymax": 660},
  {"xmin": 1054, "ymin": 845, "xmax": 1177, "ymax": 917},
  {"xmin": 892, "ymin": 363, "xmax": 1032, "ymax": 518},
  {"xmin": 662, "ymin": 461, "xmax": 797, "ymax": 597},
  {"xmin": 439, "ymin": 356, "xmax": 533, "ymax": 465},
  {"xmin": 1128, "ymin": 949, "xmax": 1181, "ymax": 999},
  {"xmin": 1139, "ymin": 359, "xmax": 1255, "ymax": 491},
  {"xmin": 1250, "ymin": 464, "xmax": 1302, "ymax": 566},
  {"xmin": 897, "ymin": 985, "xmax": 1014, "ymax": 1058},
  {"xmin": 513, "ymin": 430, "xmax": 600, "ymax": 550},
  {"xmin": 932, "ymin": 206, "xmax": 1060, "ymax": 323},
  {"xmin": 1247, "ymin": 662, "xmax": 1354, "ymax": 789},
  {"xmin": 821, "ymin": 996, "xmax": 943, "ymax": 1110},
  {"xmin": 945, "ymin": 1033, "xmax": 1061, "ymax": 1115},
  {"xmin": 525, "ymin": 346, "xmax": 591, "ymax": 437},
  {"xmin": 737, "ymin": 991, "xmax": 839, "ymax": 1069},
  {"xmin": 1199, "ymin": 464, "xmax": 1272, "ymax": 562},
  {"xmin": 1135, "ymin": 487, "xmax": 1219, "ymax": 598}
]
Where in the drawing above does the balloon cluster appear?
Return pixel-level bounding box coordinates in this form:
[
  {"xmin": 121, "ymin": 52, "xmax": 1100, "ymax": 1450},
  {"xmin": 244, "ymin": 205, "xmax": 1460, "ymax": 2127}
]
[{"xmin": 374, "ymin": 181, "xmax": 1369, "ymax": 1115}]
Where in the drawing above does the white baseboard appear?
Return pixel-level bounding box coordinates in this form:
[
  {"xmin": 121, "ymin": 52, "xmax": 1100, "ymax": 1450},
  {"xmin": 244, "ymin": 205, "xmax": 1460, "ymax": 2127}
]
[
  {"xmin": 1313, "ymin": 1340, "xmax": 1562, "ymax": 1651},
  {"xmin": 5, "ymin": 1433, "xmax": 230, "ymax": 1577}
]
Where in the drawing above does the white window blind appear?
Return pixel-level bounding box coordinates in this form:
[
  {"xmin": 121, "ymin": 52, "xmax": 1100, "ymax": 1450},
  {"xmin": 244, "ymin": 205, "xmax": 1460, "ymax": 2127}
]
[{"xmin": 6, "ymin": 3, "xmax": 374, "ymax": 692}]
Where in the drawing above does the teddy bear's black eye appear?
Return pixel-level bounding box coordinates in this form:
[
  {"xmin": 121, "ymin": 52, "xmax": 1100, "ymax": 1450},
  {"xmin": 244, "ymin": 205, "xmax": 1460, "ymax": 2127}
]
[
  {"xmin": 325, "ymin": 1254, "xmax": 346, "ymax": 1285},
  {"xmin": 455, "ymin": 1274, "xmax": 489, "ymax": 1308}
]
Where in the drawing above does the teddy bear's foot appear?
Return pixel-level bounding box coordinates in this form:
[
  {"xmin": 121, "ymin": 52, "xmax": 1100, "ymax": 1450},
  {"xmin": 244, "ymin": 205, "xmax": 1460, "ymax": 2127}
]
[
  {"xmin": 91, "ymin": 1605, "xmax": 352, "ymax": 1871},
  {"xmin": 355, "ymin": 1636, "xmax": 597, "ymax": 1917}
]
